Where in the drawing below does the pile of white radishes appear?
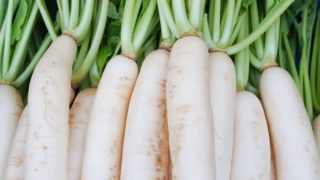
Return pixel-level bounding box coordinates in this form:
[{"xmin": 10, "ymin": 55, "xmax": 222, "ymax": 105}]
[{"xmin": 1, "ymin": 0, "xmax": 320, "ymax": 180}]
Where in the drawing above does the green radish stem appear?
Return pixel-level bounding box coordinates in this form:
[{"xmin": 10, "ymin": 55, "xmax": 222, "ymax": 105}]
[
  {"xmin": 311, "ymin": 12, "xmax": 320, "ymax": 114},
  {"xmin": 71, "ymin": 0, "xmax": 109, "ymax": 87},
  {"xmin": 226, "ymin": 0, "xmax": 294, "ymax": 55}
]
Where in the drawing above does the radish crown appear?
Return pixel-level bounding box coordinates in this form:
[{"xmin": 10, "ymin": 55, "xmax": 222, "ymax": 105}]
[
  {"xmin": 120, "ymin": 0, "xmax": 159, "ymax": 60},
  {"xmin": 248, "ymin": 0, "xmax": 281, "ymax": 70},
  {"xmin": 71, "ymin": 0, "xmax": 109, "ymax": 87},
  {"xmin": 36, "ymin": 0, "xmax": 110, "ymax": 88},
  {"xmin": 0, "ymin": 1, "xmax": 52, "ymax": 88},
  {"xmin": 157, "ymin": 0, "xmax": 206, "ymax": 38},
  {"xmin": 157, "ymin": 0, "xmax": 175, "ymax": 48}
]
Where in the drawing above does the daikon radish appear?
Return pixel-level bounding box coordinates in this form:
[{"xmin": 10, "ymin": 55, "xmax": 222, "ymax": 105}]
[
  {"xmin": 261, "ymin": 67, "xmax": 320, "ymax": 180},
  {"xmin": 81, "ymin": 56, "xmax": 138, "ymax": 180},
  {"xmin": 81, "ymin": 0, "xmax": 157, "ymax": 178},
  {"xmin": 25, "ymin": 35, "xmax": 77, "ymax": 180},
  {"xmin": 121, "ymin": 49, "xmax": 170, "ymax": 179},
  {"xmin": 209, "ymin": 51, "xmax": 236, "ymax": 180},
  {"xmin": 167, "ymin": 36, "xmax": 215, "ymax": 179},
  {"xmin": 231, "ymin": 91, "xmax": 271, "ymax": 180},
  {"xmin": 68, "ymin": 88, "xmax": 96, "ymax": 180},
  {"xmin": 4, "ymin": 107, "xmax": 28, "ymax": 180},
  {"xmin": 0, "ymin": 84, "xmax": 23, "ymax": 179}
]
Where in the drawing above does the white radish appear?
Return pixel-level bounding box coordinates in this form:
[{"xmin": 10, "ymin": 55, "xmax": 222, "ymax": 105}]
[
  {"xmin": 68, "ymin": 88, "xmax": 96, "ymax": 180},
  {"xmin": 166, "ymin": 36, "xmax": 215, "ymax": 179},
  {"xmin": 209, "ymin": 51, "xmax": 236, "ymax": 180},
  {"xmin": 120, "ymin": 49, "xmax": 170, "ymax": 179},
  {"xmin": 81, "ymin": 55, "xmax": 138, "ymax": 180},
  {"xmin": 25, "ymin": 35, "xmax": 77, "ymax": 180},
  {"xmin": 231, "ymin": 91, "xmax": 271, "ymax": 180},
  {"xmin": 260, "ymin": 67, "xmax": 320, "ymax": 180},
  {"xmin": 313, "ymin": 115, "xmax": 320, "ymax": 153},
  {"xmin": 0, "ymin": 84, "xmax": 23, "ymax": 179},
  {"xmin": 4, "ymin": 106, "xmax": 28, "ymax": 180}
]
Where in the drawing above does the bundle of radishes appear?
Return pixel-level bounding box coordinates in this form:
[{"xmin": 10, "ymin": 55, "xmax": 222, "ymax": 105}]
[{"xmin": 1, "ymin": 0, "xmax": 320, "ymax": 180}]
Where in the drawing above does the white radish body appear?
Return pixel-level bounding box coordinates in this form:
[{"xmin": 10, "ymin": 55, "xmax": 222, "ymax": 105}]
[
  {"xmin": 260, "ymin": 67, "xmax": 320, "ymax": 180},
  {"xmin": 313, "ymin": 115, "xmax": 320, "ymax": 153},
  {"xmin": 231, "ymin": 91, "xmax": 271, "ymax": 180},
  {"xmin": 166, "ymin": 36, "xmax": 215, "ymax": 179},
  {"xmin": 81, "ymin": 55, "xmax": 138, "ymax": 180},
  {"xmin": 209, "ymin": 52, "xmax": 236, "ymax": 180},
  {"xmin": 25, "ymin": 35, "xmax": 77, "ymax": 180},
  {"xmin": 0, "ymin": 84, "xmax": 23, "ymax": 179},
  {"xmin": 4, "ymin": 107, "xmax": 28, "ymax": 180},
  {"xmin": 68, "ymin": 88, "xmax": 96, "ymax": 180},
  {"xmin": 121, "ymin": 49, "xmax": 170, "ymax": 179}
]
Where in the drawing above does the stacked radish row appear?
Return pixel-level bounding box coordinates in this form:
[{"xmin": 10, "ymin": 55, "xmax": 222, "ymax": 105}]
[{"xmin": 1, "ymin": 0, "xmax": 320, "ymax": 180}]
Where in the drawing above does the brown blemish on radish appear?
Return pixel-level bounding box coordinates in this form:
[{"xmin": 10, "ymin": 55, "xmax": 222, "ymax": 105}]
[
  {"xmin": 10, "ymin": 157, "xmax": 23, "ymax": 167},
  {"xmin": 169, "ymin": 120, "xmax": 184, "ymax": 165},
  {"xmin": 158, "ymin": 79, "xmax": 166, "ymax": 89},
  {"xmin": 157, "ymin": 98, "xmax": 166, "ymax": 109}
]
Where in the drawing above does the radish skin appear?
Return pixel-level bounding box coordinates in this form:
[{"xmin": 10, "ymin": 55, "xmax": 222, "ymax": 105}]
[
  {"xmin": 25, "ymin": 35, "xmax": 77, "ymax": 180},
  {"xmin": 231, "ymin": 91, "xmax": 271, "ymax": 180},
  {"xmin": 121, "ymin": 49, "xmax": 170, "ymax": 179},
  {"xmin": 0, "ymin": 84, "xmax": 23, "ymax": 179},
  {"xmin": 68, "ymin": 88, "xmax": 96, "ymax": 180},
  {"xmin": 313, "ymin": 115, "xmax": 320, "ymax": 153},
  {"xmin": 4, "ymin": 107, "xmax": 28, "ymax": 180},
  {"xmin": 209, "ymin": 52, "xmax": 236, "ymax": 180},
  {"xmin": 166, "ymin": 36, "xmax": 215, "ymax": 179},
  {"xmin": 81, "ymin": 55, "xmax": 138, "ymax": 180},
  {"xmin": 260, "ymin": 67, "xmax": 320, "ymax": 180}
]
